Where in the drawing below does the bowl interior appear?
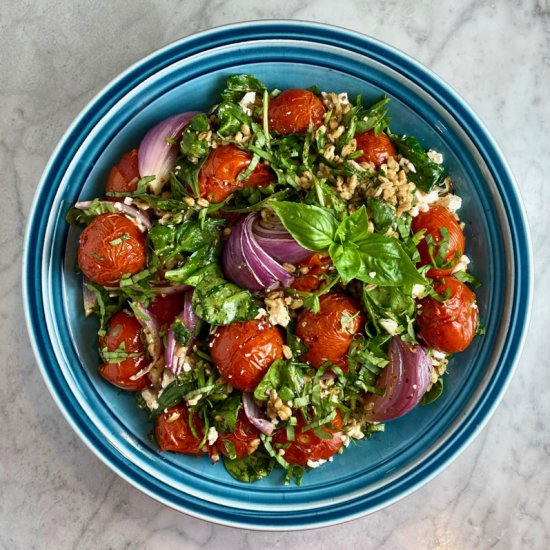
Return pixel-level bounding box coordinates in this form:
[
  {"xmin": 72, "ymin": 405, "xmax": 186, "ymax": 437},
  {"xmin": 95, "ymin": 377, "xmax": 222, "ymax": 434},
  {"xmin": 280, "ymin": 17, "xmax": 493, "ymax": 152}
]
[{"xmin": 26, "ymin": 23, "xmax": 529, "ymax": 529}]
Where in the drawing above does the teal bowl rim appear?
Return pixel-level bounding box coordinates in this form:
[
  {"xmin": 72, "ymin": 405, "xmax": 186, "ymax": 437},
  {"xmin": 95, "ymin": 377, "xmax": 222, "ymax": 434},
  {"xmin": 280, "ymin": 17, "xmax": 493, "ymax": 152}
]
[{"xmin": 22, "ymin": 21, "xmax": 532, "ymax": 530}]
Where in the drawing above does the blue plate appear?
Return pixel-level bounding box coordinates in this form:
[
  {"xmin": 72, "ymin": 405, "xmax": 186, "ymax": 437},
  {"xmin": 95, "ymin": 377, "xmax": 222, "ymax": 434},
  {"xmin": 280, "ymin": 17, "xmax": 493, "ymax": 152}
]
[{"xmin": 23, "ymin": 21, "xmax": 532, "ymax": 529}]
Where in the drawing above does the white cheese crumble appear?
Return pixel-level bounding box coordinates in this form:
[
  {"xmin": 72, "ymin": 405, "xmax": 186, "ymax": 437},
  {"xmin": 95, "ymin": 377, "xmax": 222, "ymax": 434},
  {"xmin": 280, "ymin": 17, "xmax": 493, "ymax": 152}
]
[
  {"xmin": 306, "ymin": 458, "xmax": 327, "ymax": 469},
  {"xmin": 161, "ymin": 368, "xmax": 175, "ymax": 389},
  {"xmin": 207, "ymin": 426, "xmax": 219, "ymax": 446},
  {"xmin": 451, "ymin": 254, "xmax": 470, "ymax": 273},
  {"xmin": 265, "ymin": 296, "xmax": 291, "ymax": 327},
  {"xmin": 412, "ymin": 189, "xmax": 439, "ymax": 216},
  {"xmin": 186, "ymin": 394, "xmax": 202, "ymax": 407},
  {"xmin": 411, "ymin": 284, "xmax": 427, "ymax": 298},
  {"xmin": 238, "ymin": 91, "xmax": 256, "ymax": 116},
  {"xmin": 436, "ymin": 193, "xmax": 462, "ymax": 212},
  {"xmin": 140, "ymin": 387, "xmax": 159, "ymax": 411},
  {"xmin": 379, "ymin": 318, "xmax": 400, "ymax": 336},
  {"xmin": 255, "ymin": 307, "xmax": 267, "ymax": 320},
  {"xmin": 427, "ymin": 149, "xmax": 444, "ymax": 164}
]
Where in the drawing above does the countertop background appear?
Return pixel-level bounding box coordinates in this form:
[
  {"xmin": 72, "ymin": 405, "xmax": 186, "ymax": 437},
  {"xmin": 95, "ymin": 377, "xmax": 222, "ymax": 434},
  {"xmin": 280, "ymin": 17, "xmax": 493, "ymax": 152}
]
[{"xmin": 2, "ymin": 1, "xmax": 549, "ymax": 548}]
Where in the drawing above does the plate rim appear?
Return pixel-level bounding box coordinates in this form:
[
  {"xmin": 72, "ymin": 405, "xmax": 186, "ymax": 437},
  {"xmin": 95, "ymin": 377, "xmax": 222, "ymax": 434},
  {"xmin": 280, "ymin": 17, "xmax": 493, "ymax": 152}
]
[{"xmin": 22, "ymin": 20, "xmax": 533, "ymax": 530}]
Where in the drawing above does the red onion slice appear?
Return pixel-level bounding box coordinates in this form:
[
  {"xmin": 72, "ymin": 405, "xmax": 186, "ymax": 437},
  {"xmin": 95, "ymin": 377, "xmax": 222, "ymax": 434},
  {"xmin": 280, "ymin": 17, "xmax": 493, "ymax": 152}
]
[
  {"xmin": 165, "ymin": 290, "xmax": 199, "ymax": 375},
  {"xmin": 242, "ymin": 392, "xmax": 277, "ymax": 436},
  {"xmin": 364, "ymin": 336, "xmax": 433, "ymax": 422},
  {"xmin": 74, "ymin": 200, "xmax": 151, "ymax": 231},
  {"xmin": 253, "ymin": 216, "xmax": 311, "ymax": 264},
  {"xmin": 138, "ymin": 112, "xmax": 199, "ymax": 195},
  {"xmin": 222, "ymin": 213, "xmax": 294, "ymax": 291},
  {"xmin": 129, "ymin": 303, "xmax": 161, "ymax": 380}
]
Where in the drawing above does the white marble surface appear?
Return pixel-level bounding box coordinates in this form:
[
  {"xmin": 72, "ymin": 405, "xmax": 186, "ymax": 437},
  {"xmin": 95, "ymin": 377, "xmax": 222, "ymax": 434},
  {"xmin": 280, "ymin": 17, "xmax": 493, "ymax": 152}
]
[{"xmin": 1, "ymin": 0, "xmax": 549, "ymax": 548}]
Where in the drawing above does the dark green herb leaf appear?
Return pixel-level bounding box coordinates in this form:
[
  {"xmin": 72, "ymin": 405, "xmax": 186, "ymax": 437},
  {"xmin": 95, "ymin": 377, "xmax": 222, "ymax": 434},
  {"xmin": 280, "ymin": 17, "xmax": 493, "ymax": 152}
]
[
  {"xmin": 368, "ymin": 198, "xmax": 396, "ymax": 231},
  {"xmin": 223, "ymin": 450, "xmax": 274, "ymax": 483},
  {"xmin": 390, "ymin": 134, "xmax": 445, "ymax": 192},
  {"xmin": 420, "ymin": 377, "xmax": 444, "ymax": 405},
  {"xmin": 192, "ymin": 272, "xmax": 259, "ymax": 326},
  {"xmin": 270, "ymin": 201, "xmax": 338, "ymax": 251},
  {"xmin": 211, "ymin": 392, "xmax": 242, "ymax": 433}
]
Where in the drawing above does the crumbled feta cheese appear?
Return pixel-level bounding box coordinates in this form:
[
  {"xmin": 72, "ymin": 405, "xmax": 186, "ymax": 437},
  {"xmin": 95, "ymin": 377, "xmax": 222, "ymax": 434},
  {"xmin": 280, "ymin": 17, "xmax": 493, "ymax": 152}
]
[
  {"xmin": 238, "ymin": 91, "xmax": 256, "ymax": 116},
  {"xmin": 306, "ymin": 458, "xmax": 327, "ymax": 469},
  {"xmin": 413, "ymin": 189, "xmax": 440, "ymax": 215},
  {"xmin": 141, "ymin": 387, "xmax": 159, "ymax": 410},
  {"xmin": 337, "ymin": 92, "xmax": 350, "ymax": 105},
  {"xmin": 369, "ymin": 271, "xmax": 377, "ymax": 279},
  {"xmin": 255, "ymin": 307, "xmax": 267, "ymax": 320},
  {"xmin": 436, "ymin": 193, "xmax": 462, "ymax": 212},
  {"xmin": 427, "ymin": 149, "xmax": 444, "ymax": 164},
  {"xmin": 161, "ymin": 368, "xmax": 175, "ymax": 389},
  {"xmin": 451, "ymin": 254, "xmax": 470, "ymax": 273},
  {"xmin": 186, "ymin": 394, "xmax": 202, "ymax": 406},
  {"xmin": 379, "ymin": 318, "xmax": 400, "ymax": 336},
  {"xmin": 411, "ymin": 284, "xmax": 427, "ymax": 298},
  {"xmin": 207, "ymin": 426, "xmax": 219, "ymax": 446},
  {"xmin": 265, "ymin": 296, "xmax": 290, "ymax": 327}
]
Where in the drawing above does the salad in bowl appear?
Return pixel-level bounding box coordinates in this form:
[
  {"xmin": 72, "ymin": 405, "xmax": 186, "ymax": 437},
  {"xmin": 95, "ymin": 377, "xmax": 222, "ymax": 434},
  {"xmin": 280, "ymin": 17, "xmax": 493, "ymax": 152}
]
[{"xmin": 67, "ymin": 74, "xmax": 481, "ymax": 484}]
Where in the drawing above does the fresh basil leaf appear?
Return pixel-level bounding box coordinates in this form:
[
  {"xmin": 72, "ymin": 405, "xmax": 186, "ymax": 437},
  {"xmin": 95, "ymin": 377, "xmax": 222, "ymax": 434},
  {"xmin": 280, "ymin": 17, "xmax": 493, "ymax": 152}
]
[
  {"xmin": 420, "ymin": 377, "xmax": 444, "ymax": 405},
  {"xmin": 254, "ymin": 359, "xmax": 285, "ymax": 401},
  {"xmin": 453, "ymin": 270, "xmax": 481, "ymax": 289},
  {"xmin": 334, "ymin": 205, "xmax": 371, "ymax": 244},
  {"xmin": 329, "ymin": 242, "xmax": 361, "ymax": 284},
  {"xmin": 353, "ymin": 234, "xmax": 426, "ymax": 286},
  {"xmin": 216, "ymin": 102, "xmax": 251, "ymax": 137},
  {"xmin": 368, "ymin": 198, "xmax": 396, "ymax": 231},
  {"xmin": 192, "ymin": 272, "xmax": 259, "ymax": 326},
  {"xmin": 165, "ymin": 245, "xmax": 221, "ymax": 285},
  {"xmin": 390, "ymin": 134, "xmax": 445, "ymax": 192},
  {"xmin": 223, "ymin": 450, "xmax": 274, "ymax": 483},
  {"xmin": 305, "ymin": 180, "xmax": 347, "ymax": 213},
  {"xmin": 221, "ymin": 74, "xmax": 266, "ymax": 103},
  {"xmin": 211, "ymin": 392, "xmax": 242, "ymax": 434},
  {"xmin": 354, "ymin": 97, "xmax": 391, "ymax": 135},
  {"xmin": 150, "ymin": 380, "xmax": 194, "ymax": 418},
  {"xmin": 270, "ymin": 201, "xmax": 338, "ymax": 251}
]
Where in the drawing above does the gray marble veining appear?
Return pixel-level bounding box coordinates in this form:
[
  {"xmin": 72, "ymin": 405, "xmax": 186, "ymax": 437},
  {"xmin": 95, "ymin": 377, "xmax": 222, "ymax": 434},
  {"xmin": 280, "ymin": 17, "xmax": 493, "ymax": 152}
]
[{"xmin": 1, "ymin": 0, "xmax": 549, "ymax": 548}]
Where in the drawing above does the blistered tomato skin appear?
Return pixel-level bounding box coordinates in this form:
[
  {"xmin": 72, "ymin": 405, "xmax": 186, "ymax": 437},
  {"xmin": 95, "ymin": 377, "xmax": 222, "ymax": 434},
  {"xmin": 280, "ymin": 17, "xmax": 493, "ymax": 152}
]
[
  {"xmin": 216, "ymin": 410, "xmax": 261, "ymax": 459},
  {"xmin": 198, "ymin": 144, "xmax": 273, "ymax": 203},
  {"xmin": 272, "ymin": 410, "xmax": 343, "ymax": 466},
  {"xmin": 105, "ymin": 149, "xmax": 140, "ymax": 198},
  {"xmin": 411, "ymin": 204, "xmax": 465, "ymax": 278},
  {"xmin": 355, "ymin": 130, "xmax": 396, "ymax": 167},
  {"xmin": 211, "ymin": 319, "xmax": 284, "ymax": 392},
  {"xmin": 417, "ymin": 276, "xmax": 478, "ymax": 354},
  {"xmin": 98, "ymin": 310, "xmax": 149, "ymax": 391},
  {"xmin": 267, "ymin": 89, "xmax": 326, "ymax": 135},
  {"xmin": 77, "ymin": 213, "xmax": 147, "ymax": 286},
  {"xmin": 296, "ymin": 293, "xmax": 365, "ymax": 368},
  {"xmin": 155, "ymin": 405, "xmax": 204, "ymax": 454},
  {"xmin": 291, "ymin": 253, "xmax": 332, "ymax": 292}
]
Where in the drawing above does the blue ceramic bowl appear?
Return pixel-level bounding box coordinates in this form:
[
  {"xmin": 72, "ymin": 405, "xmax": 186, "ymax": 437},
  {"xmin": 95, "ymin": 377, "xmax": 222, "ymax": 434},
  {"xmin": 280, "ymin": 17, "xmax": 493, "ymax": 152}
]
[{"xmin": 23, "ymin": 21, "xmax": 532, "ymax": 529}]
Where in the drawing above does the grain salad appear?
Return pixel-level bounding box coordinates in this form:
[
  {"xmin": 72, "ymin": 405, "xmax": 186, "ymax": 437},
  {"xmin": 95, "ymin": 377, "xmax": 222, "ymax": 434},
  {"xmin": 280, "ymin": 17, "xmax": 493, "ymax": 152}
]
[{"xmin": 67, "ymin": 75, "xmax": 482, "ymax": 484}]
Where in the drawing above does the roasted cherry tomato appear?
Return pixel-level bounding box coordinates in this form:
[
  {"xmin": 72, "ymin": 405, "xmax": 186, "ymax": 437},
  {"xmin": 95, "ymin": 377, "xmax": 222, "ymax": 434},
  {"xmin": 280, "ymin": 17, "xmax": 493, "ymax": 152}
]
[
  {"xmin": 216, "ymin": 410, "xmax": 261, "ymax": 459},
  {"xmin": 211, "ymin": 319, "xmax": 284, "ymax": 392},
  {"xmin": 148, "ymin": 292, "xmax": 187, "ymax": 327},
  {"xmin": 267, "ymin": 89, "xmax": 326, "ymax": 135},
  {"xmin": 272, "ymin": 410, "xmax": 343, "ymax": 466},
  {"xmin": 417, "ymin": 276, "xmax": 478, "ymax": 354},
  {"xmin": 98, "ymin": 310, "xmax": 149, "ymax": 391},
  {"xmin": 77, "ymin": 213, "xmax": 147, "ymax": 286},
  {"xmin": 296, "ymin": 292, "xmax": 365, "ymax": 368},
  {"xmin": 155, "ymin": 405, "xmax": 204, "ymax": 454},
  {"xmin": 355, "ymin": 130, "xmax": 396, "ymax": 167},
  {"xmin": 411, "ymin": 204, "xmax": 465, "ymax": 278},
  {"xmin": 105, "ymin": 149, "xmax": 140, "ymax": 198},
  {"xmin": 198, "ymin": 144, "xmax": 273, "ymax": 203},
  {"xmin": 291, "ymin": 253, "xmax": 332, "ymax": 292}
]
